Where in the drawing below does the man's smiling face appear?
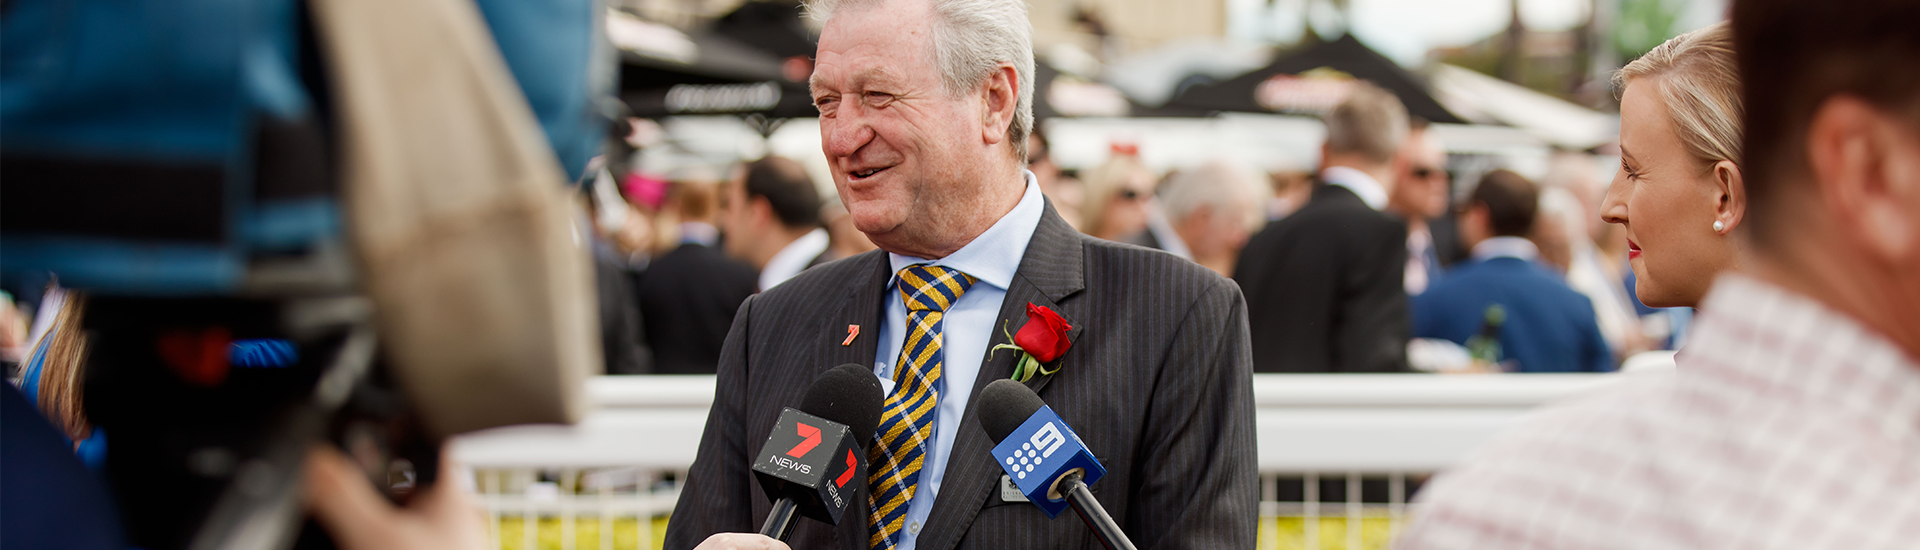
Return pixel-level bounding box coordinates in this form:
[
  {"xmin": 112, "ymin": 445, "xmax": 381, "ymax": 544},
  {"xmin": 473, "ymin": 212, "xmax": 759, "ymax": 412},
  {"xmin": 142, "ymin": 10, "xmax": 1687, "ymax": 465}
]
[{"xmin": 811, "ymin": 0, "xmax": 991, "ymax": 256}]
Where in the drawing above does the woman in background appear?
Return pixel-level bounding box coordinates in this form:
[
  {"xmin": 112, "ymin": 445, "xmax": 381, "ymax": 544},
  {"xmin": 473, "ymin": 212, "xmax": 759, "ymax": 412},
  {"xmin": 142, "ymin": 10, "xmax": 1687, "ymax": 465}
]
[
  {"xmin": 1077, "ymin": 150, "xmax": 1157, "ymax": 242},
  {"xmin": 1600, "ymin": 22, "xmax": 1747, "ymax": 309}
]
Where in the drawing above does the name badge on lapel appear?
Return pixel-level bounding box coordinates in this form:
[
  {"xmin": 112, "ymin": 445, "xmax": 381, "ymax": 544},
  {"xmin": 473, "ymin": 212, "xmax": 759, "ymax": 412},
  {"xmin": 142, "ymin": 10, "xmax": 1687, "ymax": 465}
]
[{"xmin": 999, "ymin": 475, "xmax": 1029, "ymax": 503}]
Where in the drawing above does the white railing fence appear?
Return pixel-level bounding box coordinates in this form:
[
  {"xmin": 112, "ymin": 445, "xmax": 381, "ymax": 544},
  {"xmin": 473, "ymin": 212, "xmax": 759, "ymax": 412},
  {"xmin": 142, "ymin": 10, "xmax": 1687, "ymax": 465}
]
[{"xmin": 452, "ymin": 370, "xmax": 1664, "ymax": 550}]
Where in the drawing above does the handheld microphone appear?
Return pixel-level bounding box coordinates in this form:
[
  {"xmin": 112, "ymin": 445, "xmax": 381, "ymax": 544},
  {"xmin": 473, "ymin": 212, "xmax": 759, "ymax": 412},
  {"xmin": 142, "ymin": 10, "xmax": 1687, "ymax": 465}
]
[
  {"xmin": 979, "ymin": 379, "xmax": 1137, "ymax": 550},
  {"xmin": 752, "ymin": 364, "xmax": 884, "ymax": 540}
]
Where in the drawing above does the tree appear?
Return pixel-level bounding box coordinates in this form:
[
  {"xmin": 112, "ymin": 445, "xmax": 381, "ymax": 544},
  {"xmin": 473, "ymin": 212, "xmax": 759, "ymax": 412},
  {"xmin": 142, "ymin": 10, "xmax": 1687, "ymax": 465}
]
[
  {"xmin": 1613, "ymin": 0, "xmax": 1682, "ymax": 61},
  {"xmin": 1498, "ymin": 0, "xmax": 1527, "ymax": 83}
]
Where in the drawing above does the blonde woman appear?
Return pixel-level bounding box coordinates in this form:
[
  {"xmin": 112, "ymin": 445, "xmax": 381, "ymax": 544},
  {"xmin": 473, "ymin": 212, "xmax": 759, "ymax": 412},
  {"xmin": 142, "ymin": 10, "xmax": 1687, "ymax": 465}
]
[
  {"xmin": 1600, "ymin": 22, "xmax": 1747, "ymax": 308},
  {"xmin": 1077, "ymin": 151, "xmax": 1156, "ymax": 242}
]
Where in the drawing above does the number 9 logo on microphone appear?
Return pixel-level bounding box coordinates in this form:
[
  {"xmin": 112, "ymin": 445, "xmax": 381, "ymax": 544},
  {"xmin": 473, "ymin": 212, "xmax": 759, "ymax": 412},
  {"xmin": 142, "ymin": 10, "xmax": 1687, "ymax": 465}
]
[{"xmin": 988, "ymin": 405, "xmax": 1107, "ymax": 518}]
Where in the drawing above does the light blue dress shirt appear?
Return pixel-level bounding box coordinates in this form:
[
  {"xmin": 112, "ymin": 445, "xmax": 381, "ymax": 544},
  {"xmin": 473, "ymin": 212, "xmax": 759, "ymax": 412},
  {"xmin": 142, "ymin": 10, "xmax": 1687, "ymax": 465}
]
[{"xmin": 871, "ymin": 172, "xmax": 1044, "ymax": 549}]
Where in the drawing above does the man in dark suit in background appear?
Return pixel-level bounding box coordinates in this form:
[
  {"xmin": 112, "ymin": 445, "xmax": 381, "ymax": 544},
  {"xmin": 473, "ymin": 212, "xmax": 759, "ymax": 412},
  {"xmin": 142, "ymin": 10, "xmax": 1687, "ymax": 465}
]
[
  {"xmin": 1413, "ymin": 170, "xmax": 1613, "ymax": 372},
  {"xmin": 717, "ymin": 156, "xmax": 831, "ymax": 291},
  {"xmin": 667, "ymin": 0, "xmax": 1256, "ymax": 548},
  {"xmin": 637, "ymin": 180, "xmax": 761, "ymax": 374},
  {"xmin": 1234, "ymin": 84, "xmax": 1412, "ymax": 373}
]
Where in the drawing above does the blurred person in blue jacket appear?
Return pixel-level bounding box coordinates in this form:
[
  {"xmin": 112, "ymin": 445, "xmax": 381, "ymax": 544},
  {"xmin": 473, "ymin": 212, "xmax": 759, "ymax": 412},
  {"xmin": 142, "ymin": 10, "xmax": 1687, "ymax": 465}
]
[{"xmin": 1413, "ymin": 170, "xmax": 1613, "ymax": 372}]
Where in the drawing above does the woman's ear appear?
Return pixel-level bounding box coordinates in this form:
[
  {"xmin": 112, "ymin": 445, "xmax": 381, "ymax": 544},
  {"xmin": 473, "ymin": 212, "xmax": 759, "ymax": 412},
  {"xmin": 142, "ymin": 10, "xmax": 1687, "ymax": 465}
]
[{"xmin": 1713, "ymin": 159, "xmax": 1747, "ymax": 234}]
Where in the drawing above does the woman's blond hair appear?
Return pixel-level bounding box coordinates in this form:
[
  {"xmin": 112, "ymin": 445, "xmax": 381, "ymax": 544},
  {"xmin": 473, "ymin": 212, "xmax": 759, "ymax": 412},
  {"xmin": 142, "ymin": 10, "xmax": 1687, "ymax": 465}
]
[
  {"xmin": 25, "ymin": 292, "xmax": 90, "ymax": 443},
  {"xmin": 1078, "ymin": 154, "xmax": 1151, "ymax": 239},
  {"xmin": 1614, "ymin": 22, "xmax": 1744, "ymax": 168}
]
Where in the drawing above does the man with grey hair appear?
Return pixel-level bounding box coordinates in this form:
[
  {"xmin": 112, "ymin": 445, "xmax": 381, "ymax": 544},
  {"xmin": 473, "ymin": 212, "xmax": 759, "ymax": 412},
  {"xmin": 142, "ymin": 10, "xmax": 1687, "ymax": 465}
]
[
  {"xmin": 1148, "ymin": 160, "xmax": 1269, "ymax": 276},
  {"xmin": 668, "ymin": 0, "xmax": 1257, "ymax": 549},
  {"xmin": 1234, "ymin": 84, "xmax": 1413, "ymax": 373}
]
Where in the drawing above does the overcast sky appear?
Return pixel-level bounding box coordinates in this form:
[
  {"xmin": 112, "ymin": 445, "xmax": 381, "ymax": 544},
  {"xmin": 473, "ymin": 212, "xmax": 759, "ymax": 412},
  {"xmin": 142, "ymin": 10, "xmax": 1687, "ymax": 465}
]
[{"xmin": 1226, "ymin": 0, "xmax": 1729, "ymax": 66}]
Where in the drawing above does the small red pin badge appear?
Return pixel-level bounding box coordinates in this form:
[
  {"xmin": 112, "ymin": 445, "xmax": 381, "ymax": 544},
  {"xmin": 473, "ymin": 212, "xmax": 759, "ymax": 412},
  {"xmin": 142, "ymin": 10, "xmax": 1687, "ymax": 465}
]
[{"xmin": 843, "ymin": 325, "xmax": 859, "ymax": 346}]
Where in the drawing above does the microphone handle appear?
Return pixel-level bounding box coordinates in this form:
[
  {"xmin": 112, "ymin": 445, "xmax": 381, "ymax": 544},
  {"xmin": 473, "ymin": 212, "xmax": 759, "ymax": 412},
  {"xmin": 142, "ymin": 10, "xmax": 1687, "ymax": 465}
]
[
  {"xmin": 1060, "ymin": 471, "xmax": 1138, "ymax": 550},
  {"xmin": 759, "ymin": 497, "xmax": 800, "ymax": 540}
]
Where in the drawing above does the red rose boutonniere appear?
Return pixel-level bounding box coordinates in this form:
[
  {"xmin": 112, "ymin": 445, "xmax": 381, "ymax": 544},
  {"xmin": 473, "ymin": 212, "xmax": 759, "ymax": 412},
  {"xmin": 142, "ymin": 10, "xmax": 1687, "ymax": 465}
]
[{"xmin": 992, "ymin": 303, "xmax": 1073, "ymax": 383}]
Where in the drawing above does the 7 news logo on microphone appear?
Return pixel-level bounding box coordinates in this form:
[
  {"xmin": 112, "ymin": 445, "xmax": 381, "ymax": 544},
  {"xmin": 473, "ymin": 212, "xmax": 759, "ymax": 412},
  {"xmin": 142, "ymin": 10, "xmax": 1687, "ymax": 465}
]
[
  {"xmin": 990, "ymin": 405, "xmax": 1106, "ymax": 518},
  {"xmin": 753, "ymin": 409, "xmax": 866, "ymax": 521}
]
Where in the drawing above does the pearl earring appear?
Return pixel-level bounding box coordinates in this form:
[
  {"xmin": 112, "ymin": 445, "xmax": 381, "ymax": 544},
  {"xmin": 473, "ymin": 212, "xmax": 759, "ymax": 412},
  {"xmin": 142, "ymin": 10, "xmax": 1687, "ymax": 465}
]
[{"xmin": 1712, "ymin": 220, "xmax": 1726, "ymax": 232}]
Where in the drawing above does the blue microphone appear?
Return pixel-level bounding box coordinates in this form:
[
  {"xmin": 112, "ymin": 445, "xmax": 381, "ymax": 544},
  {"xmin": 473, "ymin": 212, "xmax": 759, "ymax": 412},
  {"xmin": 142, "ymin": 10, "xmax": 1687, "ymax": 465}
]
[{"xmin": 978, "ymin": 379, "xmax": 1136, "ymax": 550}]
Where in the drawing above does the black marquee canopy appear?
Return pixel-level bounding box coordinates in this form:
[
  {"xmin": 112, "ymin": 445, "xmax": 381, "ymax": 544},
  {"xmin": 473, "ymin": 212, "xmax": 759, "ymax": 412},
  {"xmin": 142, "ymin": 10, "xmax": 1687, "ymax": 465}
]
[{"xmin": 1160, "ymin": 34, "xmax": 1464, "ymax": 124}]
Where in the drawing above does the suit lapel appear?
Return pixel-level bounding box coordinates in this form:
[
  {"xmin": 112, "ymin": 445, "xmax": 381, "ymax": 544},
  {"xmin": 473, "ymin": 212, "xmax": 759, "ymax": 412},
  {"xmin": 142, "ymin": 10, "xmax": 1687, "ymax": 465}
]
[
  {"xmin": 824, "ymin": 251, "xmax": 891, "ymax": 371},
  {"xmin": 824, "ymin": 251, "xmax": 891, "ymax": 550},
  {"xmin": 915, "ymin": 202, "xmax": 1086, "ymax": 550}
]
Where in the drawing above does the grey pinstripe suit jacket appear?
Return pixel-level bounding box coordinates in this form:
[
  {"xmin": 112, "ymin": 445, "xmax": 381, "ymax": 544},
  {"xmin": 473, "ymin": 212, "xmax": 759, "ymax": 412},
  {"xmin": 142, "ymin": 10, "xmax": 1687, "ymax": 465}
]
[{"xmin": 664, "ymin": 203, "xmax": 1257, "ymax": 550}]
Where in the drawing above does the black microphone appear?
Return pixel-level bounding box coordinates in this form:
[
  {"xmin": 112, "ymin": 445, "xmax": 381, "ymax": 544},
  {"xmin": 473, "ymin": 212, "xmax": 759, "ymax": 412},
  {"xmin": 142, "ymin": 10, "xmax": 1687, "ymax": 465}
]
[
  {"xmin": 752, "ymin": 364, "xmax": 884, "ymax": 540},
  {"xmin": 979, "ymin": 379, "xmax": 1138, "ymax": 550}
]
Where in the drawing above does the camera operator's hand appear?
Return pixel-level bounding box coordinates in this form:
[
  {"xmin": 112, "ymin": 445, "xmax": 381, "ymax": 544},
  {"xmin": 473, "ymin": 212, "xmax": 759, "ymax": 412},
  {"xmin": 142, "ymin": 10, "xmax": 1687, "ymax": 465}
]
[
  {"xmin": 305, "ymin": 445, "xmax": 489, "ymax": 550},
  {"xmin": 693, "ymin": 533, "xmax": 791, "ymax": 550}
]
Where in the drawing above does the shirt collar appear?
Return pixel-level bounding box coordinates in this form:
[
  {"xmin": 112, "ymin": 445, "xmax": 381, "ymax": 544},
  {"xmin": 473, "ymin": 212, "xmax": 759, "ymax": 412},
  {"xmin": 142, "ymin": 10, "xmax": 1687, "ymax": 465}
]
[
  {"xmin": 760, "ymin": 228, "xmax": 830, "ymax": 291},
  {"xmin": 679, "ymin": 222, "xmax": 719, "ymax": 247},
  {"xmin": 1471, "ymin": 236, "xmax": 1539, "ymax": 261},
  {"xmin": 1321, "ymin": 166, "xmax": 1389, "ymax": 210},
  {"xmin": 887, "ymin": 171, "xmax": 1044, "ymax": 292}
]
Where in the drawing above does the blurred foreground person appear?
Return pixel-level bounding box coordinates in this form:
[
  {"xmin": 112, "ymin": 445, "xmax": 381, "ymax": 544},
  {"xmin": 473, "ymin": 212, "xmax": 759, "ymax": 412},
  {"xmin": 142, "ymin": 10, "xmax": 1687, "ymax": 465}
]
[
  {"xmin": 1398, "ymin": 1, "xmax": 1920, "ymax": 547},
  {"xmin": 637, "ymin": 179, "xmax": 760, "ymax": 374},
  {"xmin": 1156, "ymin": 161, "xmax": 1269, "ymax": 276},
  {"xmin": 1413, "ymin": 170, "xmax": 1612, "ymax": 373},
  {"xmin": 1387, "ymin": 119, "xmax": 1451, "ymax": 294},
  {"xmin": 718, "ymin": 156, "xmax": 828, "ymax": 291},
  {"xmin": 1599, "ymin": 22, "xmax": 1747, "ymax": 309},
  {"xmin": 1235, "ymin": 84, "xmax": 1411, "ymax": 373}
]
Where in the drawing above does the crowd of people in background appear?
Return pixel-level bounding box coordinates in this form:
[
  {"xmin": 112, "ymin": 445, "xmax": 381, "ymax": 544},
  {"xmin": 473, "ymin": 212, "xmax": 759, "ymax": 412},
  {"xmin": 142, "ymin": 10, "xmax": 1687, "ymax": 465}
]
[{"xmin": 585, "ymin": 75, "xmax": 1688, "ymax": 378}]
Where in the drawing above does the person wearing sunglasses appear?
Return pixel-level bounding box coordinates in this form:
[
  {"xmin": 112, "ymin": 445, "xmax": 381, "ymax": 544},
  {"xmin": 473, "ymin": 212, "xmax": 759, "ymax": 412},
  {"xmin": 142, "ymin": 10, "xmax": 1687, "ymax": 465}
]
[
  {"xmin": 1387, "ymin": 119, "xmax": 1454, "ymax": 295},
  {"xmin": 1078, "ymin": 150, "xmax": 1158, "ymax": 243}
]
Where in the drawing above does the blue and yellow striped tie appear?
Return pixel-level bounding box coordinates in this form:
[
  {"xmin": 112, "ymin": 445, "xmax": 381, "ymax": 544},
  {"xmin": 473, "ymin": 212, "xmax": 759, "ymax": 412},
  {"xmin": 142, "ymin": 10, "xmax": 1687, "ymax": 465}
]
[{"xmin": 869, "ymin": 265, "xmax": 977, "ymax": 550}]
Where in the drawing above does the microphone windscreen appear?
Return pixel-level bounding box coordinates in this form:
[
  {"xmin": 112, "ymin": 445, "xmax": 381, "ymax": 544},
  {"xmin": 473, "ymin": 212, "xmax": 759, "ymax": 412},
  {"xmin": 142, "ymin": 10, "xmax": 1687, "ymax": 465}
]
[
  {"xmin": 978, "ymin": 379, "xmax": 1046, "ymax": 445},
  {"xmin": 799, "ymin": 364, "xmax": 884, "ymax": 449}
]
